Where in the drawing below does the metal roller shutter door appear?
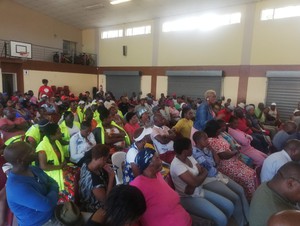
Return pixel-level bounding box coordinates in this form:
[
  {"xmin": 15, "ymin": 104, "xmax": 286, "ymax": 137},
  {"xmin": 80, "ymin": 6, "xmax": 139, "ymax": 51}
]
[
  {"xmin": 104, "ymin": 71, "xmax": 141, "ymax": 99},
  {"xmin": 266, "ymin": 71, "xmax": 300, "ymax": 121},
  {"xmin": 167, "ymin": 70, "xmax": 223, "ymax": 99}
]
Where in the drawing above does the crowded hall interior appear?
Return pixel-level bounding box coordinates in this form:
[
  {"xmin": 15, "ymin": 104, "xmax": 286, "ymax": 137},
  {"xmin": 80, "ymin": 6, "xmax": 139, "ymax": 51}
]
[{"xmin": 2, "ymin": 0, "xmax": 300, "ymax": 225}]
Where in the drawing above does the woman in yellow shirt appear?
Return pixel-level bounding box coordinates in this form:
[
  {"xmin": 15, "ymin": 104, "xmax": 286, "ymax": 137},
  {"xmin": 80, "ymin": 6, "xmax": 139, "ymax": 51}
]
[{"xmin": 172, "ymin": 107, "xmax": 194, "ymax": 139}]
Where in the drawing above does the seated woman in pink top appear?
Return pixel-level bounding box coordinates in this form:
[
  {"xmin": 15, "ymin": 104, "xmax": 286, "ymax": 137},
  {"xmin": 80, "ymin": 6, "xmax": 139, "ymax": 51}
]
[
  {"xmin": 130, "ymin": 148, "xmax": 192, "ymax": 226},
  {"xmin": 234, "ymin": 108, "xmax": 269, "ymax": 154},
  {"xmin": 124, "ymin": 112, "xmax": 140, "ymax": 143},
  {"xmin": 228, "ymin": 116, "xmax": 267, "ymax": 167}
]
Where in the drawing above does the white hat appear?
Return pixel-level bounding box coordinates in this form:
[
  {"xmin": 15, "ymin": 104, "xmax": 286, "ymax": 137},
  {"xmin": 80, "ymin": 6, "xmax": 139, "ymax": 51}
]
[
  {"xmin": 237, "ymin": 102, "xmax": 245, "ymax": 109},
  {"xmin": 294, "ymin": 109, "xmax": 300, "ymax": 114},
  {"xmin": 134, "ymin": 127, "xmax": 153, "ymax": 142},
  {"xmin": 271, "ymin": 102, "xmax": 276, "ymax": 106}
]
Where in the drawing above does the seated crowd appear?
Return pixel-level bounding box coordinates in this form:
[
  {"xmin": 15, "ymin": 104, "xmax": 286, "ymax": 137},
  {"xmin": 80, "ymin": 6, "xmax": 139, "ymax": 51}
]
[{"xmin": 1, "ymin": 83, "xmax": 300, "ymax": 226}]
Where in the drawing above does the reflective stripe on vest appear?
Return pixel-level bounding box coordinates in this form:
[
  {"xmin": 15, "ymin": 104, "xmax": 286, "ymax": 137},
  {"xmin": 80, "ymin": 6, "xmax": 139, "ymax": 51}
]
[{"xmin": 5, "ymin": 135, "xmax": 25, "ymax": 146}]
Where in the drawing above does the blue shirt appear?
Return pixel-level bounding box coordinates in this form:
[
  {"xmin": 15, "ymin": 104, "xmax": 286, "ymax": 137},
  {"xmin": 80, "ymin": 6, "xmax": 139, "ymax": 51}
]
[
  {"xmin": 272, "ymin": 131, "xmax": 297, "ymax": 152},
  {"xmin": 194, "ymin": 102, "xmax": 214, "ymax": 131},
  {"xmin": 6, "ymin": 166, "xmax": 59, "ymax": 226},
  {"xmin": 192, "ymin": 147, "xmax": 218, "ymax": 177}
]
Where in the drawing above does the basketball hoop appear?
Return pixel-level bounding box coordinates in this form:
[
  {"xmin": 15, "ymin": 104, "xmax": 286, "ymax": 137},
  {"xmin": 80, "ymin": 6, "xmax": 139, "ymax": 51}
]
[
  {"xmin": 19, "ymin": 51, "xmax": 29, "ymax": 61},
  {"xmin": 19, "ymin": 52, "xmax": 29, "ymax": 58}
]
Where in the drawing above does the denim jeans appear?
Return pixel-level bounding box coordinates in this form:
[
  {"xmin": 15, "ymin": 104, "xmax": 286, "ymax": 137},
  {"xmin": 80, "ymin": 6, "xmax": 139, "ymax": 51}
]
[
  {"xmin": 180, "ymin": 189, "xmax": 234, "ymax": 226},
  {"xmin": 42, "ymin": 217, "xmax": 63, "ymax": 226},
  {"xmin": 203, "ymin": 178, "xmax": 249, "ymax": 226}
]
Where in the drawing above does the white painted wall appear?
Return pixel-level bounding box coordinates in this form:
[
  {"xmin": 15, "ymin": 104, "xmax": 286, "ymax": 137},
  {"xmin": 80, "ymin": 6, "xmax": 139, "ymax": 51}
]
[
  {"xmin": 246, "ymin": 77, "xmax": 267, "ymax": 106},
  {"xmin": 141, "ymin": 75, "xmax": 152, "ymax": 97},
  {"xmin": 223, "ymin": 77, "xmax": 239, "ymax": 106},
  {"xmin": 156, "ymin": 76, "xmax": 168, "ymax": 98},
  {"xmin": 23, "ymin": 70, "xmax": 98, "ymax": 96}
]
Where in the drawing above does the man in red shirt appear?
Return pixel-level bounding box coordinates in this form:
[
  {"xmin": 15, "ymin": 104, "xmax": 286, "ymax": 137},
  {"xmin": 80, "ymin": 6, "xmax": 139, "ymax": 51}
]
[{"xmin": 38, "ymin": 79, "xmax": 53, "ymax": 99}]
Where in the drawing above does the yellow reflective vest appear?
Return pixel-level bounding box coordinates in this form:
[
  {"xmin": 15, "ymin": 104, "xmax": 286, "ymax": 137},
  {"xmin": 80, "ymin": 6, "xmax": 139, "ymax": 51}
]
[
  {"xmin": 25, "ymin": 124, "xmax": 41, "ymax": 144},
  {"xmin": 59, "ymin": 121, "xmax": 80, "ymax": 156},
  {"xmin": 4, "ymin": 134, "xmax": 25, "ymax": 146},
  {"xmin": 36, "ymin": 136, "xmax": 65, "ymax": 191},
  {"xmin": 95, "ymin": 121, "xmax": 130, "ymax": 146}
]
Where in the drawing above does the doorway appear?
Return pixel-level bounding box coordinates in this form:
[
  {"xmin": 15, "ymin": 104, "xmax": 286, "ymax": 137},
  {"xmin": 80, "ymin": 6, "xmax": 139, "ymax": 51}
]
[{"xmin": 2, "ymin": 73, "xmax": 17, "ymax": 97}]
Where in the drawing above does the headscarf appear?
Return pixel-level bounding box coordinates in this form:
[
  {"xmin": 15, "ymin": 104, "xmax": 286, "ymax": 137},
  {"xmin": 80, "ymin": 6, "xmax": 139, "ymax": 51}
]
[{"xmin": 135, "ymin": 148, "xmax": 156, "ymax": 173}]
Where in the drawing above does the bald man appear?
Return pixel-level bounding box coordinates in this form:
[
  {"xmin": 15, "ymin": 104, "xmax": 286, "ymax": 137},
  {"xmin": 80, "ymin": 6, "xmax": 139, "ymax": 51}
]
[
  {"xmin": 268, "ymin": 210, "xmax": 300, "ymax": 226},
  {"xmin": 4, "ymin": 142, "xmax": 60, "ymax": 226},
  {"xmin": 261, "ymin": 139, "xmax": 300, "ymax": 182},
  {"xmin": 249, "ymin": 162, "xmax": 300, "ymax": 226}
]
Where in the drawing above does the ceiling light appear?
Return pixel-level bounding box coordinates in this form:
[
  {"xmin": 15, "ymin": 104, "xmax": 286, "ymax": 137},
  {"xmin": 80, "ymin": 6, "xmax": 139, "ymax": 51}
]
[
  {"xmin": 110, "ymin": 0, "xmax": 131, "ymax": 5},
  {"xmin": 85, "ymin": 3, "xmax": 104, "ymax": 10}
]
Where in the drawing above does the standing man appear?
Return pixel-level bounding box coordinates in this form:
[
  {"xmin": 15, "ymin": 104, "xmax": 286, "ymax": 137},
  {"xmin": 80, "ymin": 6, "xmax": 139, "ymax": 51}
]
[{"xmin": 38, "ymin": 79, "xmax": 53, "ymax": 100}]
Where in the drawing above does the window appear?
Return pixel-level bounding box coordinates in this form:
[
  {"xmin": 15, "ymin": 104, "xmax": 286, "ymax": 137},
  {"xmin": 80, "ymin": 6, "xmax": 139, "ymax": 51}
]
[
  {"xmin": 261, "ymin": 9, "xmax": 274, "ymax": 21},
  {"xmin": 274, "ymin": 6, "xmax": 300, "ymax": 19},
  {"xmin": 261, "ymin": 5, "xmax": 300, "ymax": 21},
  {"xmin": 101, "ymin": 29, "xmax": 123, "ymax": 39},
  {"xmin": 125, "ymin": 25, "xmax": 151, "ymax": 36},
  {"xmin": 63, "ymin": 40, "xmax": 76, "ymax": 55},
  {"xmin": 162, "ymin": 12, "xmax": 241, "ymax": 32}
]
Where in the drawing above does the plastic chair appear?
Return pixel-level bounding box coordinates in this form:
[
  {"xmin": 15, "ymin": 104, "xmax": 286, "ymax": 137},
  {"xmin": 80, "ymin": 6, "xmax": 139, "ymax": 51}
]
[
  {"xmin": 51, "ymin": 85, "xmax": 56, "ymax": 93},
  {"xmin": 111, "ymin": 152, "xmax": 126, "ymax": 185},
  {"xmin": 56, "ymin": 87, "xmax": 63, "ymax": 95}
]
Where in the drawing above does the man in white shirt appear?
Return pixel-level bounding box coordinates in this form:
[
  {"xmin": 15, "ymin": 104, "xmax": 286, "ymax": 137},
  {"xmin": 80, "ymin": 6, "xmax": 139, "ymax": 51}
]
[
  {"xmin": 261, "ymin": 139, "xmax": 300, "ymax": 182},
  {"xmin": 69, "ymin": 121, "xmax": 96, "ymax": 166},
  {"xmin": 151, "ymin": 113, "xmax": 176, "ymax": 164},
  {"xmin": 104, "ymin": 94, "xmax": 115, "ymax": 110},
  {"xmin": 123, "ymin": 127, "xmax": 152, "ymax": 184}
]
